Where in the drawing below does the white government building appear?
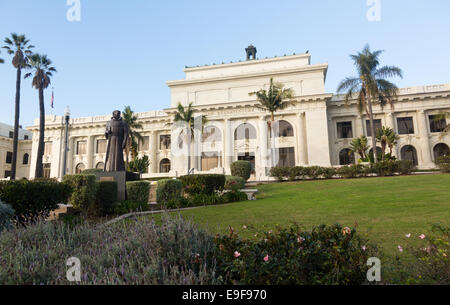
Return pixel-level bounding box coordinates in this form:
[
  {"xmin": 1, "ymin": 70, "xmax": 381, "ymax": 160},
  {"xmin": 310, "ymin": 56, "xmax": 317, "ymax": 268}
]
[
  {"xmin": 0, "ymin": 123, "xmax": 32, "ymax": 179},
  {"xmin": 24, "ymin": 47, "xmax": 450, "ymax": 181}
]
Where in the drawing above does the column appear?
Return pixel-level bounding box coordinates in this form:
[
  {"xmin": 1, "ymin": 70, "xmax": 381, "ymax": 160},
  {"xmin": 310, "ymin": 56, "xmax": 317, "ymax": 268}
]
[
  {"xmin": 224, "ymin": 119, "xmax": 233, "ymax": 173},
  {"xmin": 259, "ymin": 116, "xmax": 269, "ymax": 174},
  {"xmin": 150, "ymin": 131, "xmax": 157, "ymax": 174},
  {"xmin": 355, "ymin": 115, "xmax": 364, "ymax": 138},
  {"xmin": 297, "ymin": 112, "xmax": 308, "ymax": 165},
  {"xmin": 386, "ymin": 112, "xmax": 398, "ymax": 157},
  {"xmin": 417, "ymin": 110, "xmax": 433, "ymax": 167},
  {"xmin": 86, "ymin": 136, "xmax": 94, "ymax": 169},
  {"xmin": 67, "ymin": 138, "xmax": 74, "ymax": 174}
]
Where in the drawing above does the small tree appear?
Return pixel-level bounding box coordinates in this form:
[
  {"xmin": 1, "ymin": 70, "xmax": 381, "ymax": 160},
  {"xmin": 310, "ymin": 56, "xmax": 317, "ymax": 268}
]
[
  {"xmin": 350, "ymin": 136, "xmax": 369, "ymax": 161},
  {"xmin": 122, "ymin": 106, "xmax": 143, "ymax": 166},
  {"xmin": 376, "ymin": 126, "xmax": 399, "ymax": 160}
]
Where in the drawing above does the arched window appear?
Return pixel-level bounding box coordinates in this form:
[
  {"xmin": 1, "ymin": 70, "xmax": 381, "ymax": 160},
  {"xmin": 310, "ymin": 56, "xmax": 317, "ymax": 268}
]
[
  {"xmin": 234, "ymin": 123, "xmax": 257, "ymax": 140},
  {"xmin": 96, "ymin": 162, "xmax": 105, "ymax": 170},
  {"xmin": 339, "ymin": 148, "xmax": 355, "ymax": 165},
  {"xmin": 75, "ymin": 163, "xmax": 85, "ymax": 174},
  {"xmin": 401, "ymin": 145, "xmax": 418, "ymax": 166},
  {"xmin": 369, "ymin": 147, "xmax": 383, "ymax": 159},
  {"xmin": 271, "ymin": 120, "xmax": 294, "ymax": 138},
  {"xmin": 160, "ymin": 159, "xmax": 171, "ymax": 173},
  {"xmin": 433, "ymin": 143, "xmax": 450, "ymax": 160},
  {"xmin": 23, "ymin": 153, "xmax": 29, "ymax": 165},
  {"xmin": 202, "ymin": 126, "xmax": 222, "ymax": 142}
]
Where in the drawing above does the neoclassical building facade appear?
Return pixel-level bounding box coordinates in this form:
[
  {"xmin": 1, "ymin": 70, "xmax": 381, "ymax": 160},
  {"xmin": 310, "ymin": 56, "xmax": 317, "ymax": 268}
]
[
  {"xmin": 27, "ymin": 48, "xmax": 450, "ymax": 181},
  {"xmin": 0, "ymin": 123, "xmax": 32, "ymax": 179}
]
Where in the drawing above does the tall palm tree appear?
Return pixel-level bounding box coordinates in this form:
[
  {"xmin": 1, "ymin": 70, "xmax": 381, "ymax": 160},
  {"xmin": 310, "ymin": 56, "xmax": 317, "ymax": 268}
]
[
  {"xmin": 249, "ymin": 78, "xmax": 294, "ymax": 128},
  {"xmin": 350, "ymin": 135, "xmax": 369, "ymax": 160},
  {"xmin": 24, "ymin": 54, "xmax": 56, "ymax": 178},
  {"xmin": 122, "ymin": 106, "xmax": 144, "ymax": 166},
  {"xmin": 337, "ymin": 45, "xmax": 403, "ymax": 163},
  {"xmin": 2, "ymin": 33, "xmax": 34, "ymax": 179},
  {"xmin": 173, "ymin": 102, "xmax": 207, "ymax": 175},
  {"xmin": 376, "ymin": 126, "xmax": 398, "ymax": 160}
]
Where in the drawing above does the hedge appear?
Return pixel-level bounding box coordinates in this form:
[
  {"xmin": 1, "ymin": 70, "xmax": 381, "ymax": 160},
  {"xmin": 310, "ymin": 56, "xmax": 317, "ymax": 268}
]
[
  {"xmin": 270, "ymin": 160, "xmax": 415, "ymax": 181},
  {"xmin": 436, "ymin": 155, "xmax": 450, "ymax": 173},
  {"xmin": 62, "ymin": 174, "xmax": 98, "ymax": 211},
  {"xmin": 0, "ymin": 201, "xmax": 14, "ymax": 233},
  {"xmin": 156, "ymin": 179, "xmax": 183, "ymax": 205},
  {"xmin": 0, "ymin": 179, "xmax": 72, "ymax": 223},
  {"xmin": 126, "ymin": 181, "xmax": 151, "ymax": 204},
  {"xmin": 92, "ymin": 181, "xmax": 118, "ymax": 216},
  {"xmin": 230, "ymin": 161, "xmax": 252, "ymax": 181},
  {"xmin": 180, "ymin": 174, "xmax": 225, "ymax": 196},
  {"xmin": 224, "ymin": 176, "xmax": 246, "ymax": 192}
]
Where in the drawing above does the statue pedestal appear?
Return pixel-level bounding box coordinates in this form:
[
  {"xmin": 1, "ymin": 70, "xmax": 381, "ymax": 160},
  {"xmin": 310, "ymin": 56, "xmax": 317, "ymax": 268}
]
[{"xmin": 94, "ymin": 171, "xmax": 127, "ymax": 201}]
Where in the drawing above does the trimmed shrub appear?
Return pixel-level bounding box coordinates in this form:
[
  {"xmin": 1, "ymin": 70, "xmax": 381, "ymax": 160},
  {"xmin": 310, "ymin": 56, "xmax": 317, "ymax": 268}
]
[
  {"xmin": 0, "ymin": 179, "xmax": 72, "ymax": 222},
  {"xmin": 436, "ymin": 155, "xmax": 450, "ymax": 173},
  {"xmin": 126, "ymin": 181, "xmax": 151, "ymax": 204},
  {"xmin": 180, "ymin": 174, "xmax": 225, "ymax": 196},
  {"xmin": 81, "ymin": 168, "xmax": 103, "ymax": 175},
  {"xmin": 288, "ymin": 166, "xmax": 304, "ymax": 181},
  {"xmin": 0, "ymin": 201, "xmax": 14, "ymax": 233},
  {"xmin": 215, "ymin": 223, "xmax": 377, "ymax": 285},
  {"xmin": 371, "ymin": 160, "xmax": 398, "ymax": 176},
  {"xmin": 305, "ymin": 166, "xmax": 323, "ymax": 180},
  {"xmin": 224, "ymin": 176, "xmax": 246, "ymax": 192},
  {"xmin": 337, "ymin": 165, "xmax": 359, "ymax": 179},
  {"xmin": 63, "ymin": 174, "xmax": 98, "ymax": 211},
  {"xmin": 156, "ymin": 179, "xmax": 183, "ymax": 204},
  {"xmin": 92, "ymin": 181, "xmax": 118, "ymax": 216},
  {"xmin": 398, "ymin": 160, "xmax": 415, "ymax": 175},
  {"xmin": 187, "ymin": 193, "xmax": 224, "ymax": 206},
  {"xmin": 230, "ymin": 161, "xmax": 252, "ymax": 181},
  {"xmin": 269, "ymin": 166, "xmax": 290, "ymax": 182},
  {"xmin": 321, "ymin": 167, "xmax": 336, "ymax": 179},
  {"xmin": 222, "ymin": 191, "xmax": 248, "ymax": 203},
  {"xmin": 114, "ymin": 200, "xmax": 149, "ymax": 215}
]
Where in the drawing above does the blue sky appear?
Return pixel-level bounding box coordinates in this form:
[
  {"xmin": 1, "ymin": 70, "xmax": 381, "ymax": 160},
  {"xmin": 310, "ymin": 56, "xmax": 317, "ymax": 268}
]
[{"xmin": 0, "ymin": 0, "xmax": 449, "ymax": 127}]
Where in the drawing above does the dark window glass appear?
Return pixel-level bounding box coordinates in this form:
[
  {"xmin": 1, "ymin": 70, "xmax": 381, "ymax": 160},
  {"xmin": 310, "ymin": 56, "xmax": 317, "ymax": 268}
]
[
  {"xmin": 160, "ymin": 135, "xmax": 171, "ymax": 150},
  {"xmin": 397, "ymin": 117, "xmax": 414, "ymax": 135},
  {"xmin": 276, "ymin": 147, "xmax": 296, "ymax": 167},
  {"xmin": 160, "ymin": 159, "xmax": 171, "ymax": 173},
  {"xmin": 4, "ymin": 171, "xmax": 11, "ymax": 178},
  {"xmin": 366, "ymin": 119, "xmax": 382, "ymax": 137},
  {"xmin": 23, "ymin": 153, "xmax": 29, "ymax": 165},
  {"xmin": 271, "ymin": 120, "xmax": 294, "ymax": 138},
  {"xmin": 9, "ymin": 131, "xmax": 13, "ymax": 139},
  {"xmin": 434, "ymin": 143, "xmax": 450, "ymax": 160},
  {"xmin": 339, "ymin": 149, "xmax": 355, "ymax": 165},
  {"xmin": 429, "ymin": 115, "xmax": 447, "ymax": 133},
  {"xmin": 6, "ymin": 152, "xmax": 12, "ymax": 164},
  {"xmin": 43, "ymin": 164, "xmax": 51, "ymax": 178},
  {"xmin": 401, "ymin": 145, "xmax": 418, "ymax": 166},
  {"xmin": 337, "ymin": 122, "xmax": 353, "ymax": 139},
  {"xmin": 24, "ymin": 135, "xmax": 29, "ymax": 140}
]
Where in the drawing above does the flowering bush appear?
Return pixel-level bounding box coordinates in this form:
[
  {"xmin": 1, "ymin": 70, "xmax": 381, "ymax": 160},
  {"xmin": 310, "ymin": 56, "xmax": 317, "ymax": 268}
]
[
  {"xmin": 180, "ymin": 174, "xmax": 225, "ymax": 196},
  {"xmin": 214, "ymin": 223, "xmax": 377, "ymax": 285},
  {"xmin": 224, "ymin": 176, "xmax": 246, "ymax": 192}
]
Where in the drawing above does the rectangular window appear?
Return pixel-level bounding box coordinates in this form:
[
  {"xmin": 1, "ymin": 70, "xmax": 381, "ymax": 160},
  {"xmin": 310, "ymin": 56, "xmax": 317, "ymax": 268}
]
[
  {"xmin": 429, "ymin": 115, "xmax": 447, "ymax": 133},
  {"xmin": 397, "ymin": 117, "xmax": 415, "ymax": 135},
  {"xmin": 337, "ymin": 122, "xmax": 353, "ymax": 139},
  {"xmin": 140, "ymin": 136, "xmax": 150, "ymax": 151},
  {"xmin": 4, "ymin": 171, "xmax": 11, "ymax": 179},
  {"xmin": 366, "ymin": 119, "xmax": 382, "ymax": 137},
  {"xmin": 43, "ymin": 164, "xmax": 51, "ymax": 179},
  {"xmin": 201, "ymin": 152, "xmax": 219, "ymax": 171},
  {"xmin": 24, "ymin": 135, "xmax": 29, "ymax": 140},
  {"xmin": 76, "ymin": 141, "xmax": 87, "ymax": 155},
  {"xmin": 44, "ymin": 142, "xmax": 53, "ymax": 156},
  {"xmin": 6, "ymin": 152, "xmax": 13, "ymax": 164},
  {"xmin": 96, "ymin": 139, "xmax": 107, "ymax": 154},
  {"xmin": 276, "ymin": 147, "xmax": 296, "ymax": 167},
  {"xmin": 160, "ymin": 135, "xmax": 171, "ymax": 150},
  {"xmin": 9, "ymin": 131, "xmax": 13, "ymax": 139}
]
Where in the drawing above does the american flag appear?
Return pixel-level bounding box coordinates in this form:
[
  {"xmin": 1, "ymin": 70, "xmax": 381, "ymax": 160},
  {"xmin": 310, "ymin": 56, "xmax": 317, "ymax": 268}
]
[{"xmin": 51, "ymin": 88, "xmax": 54, "ymax": 108}]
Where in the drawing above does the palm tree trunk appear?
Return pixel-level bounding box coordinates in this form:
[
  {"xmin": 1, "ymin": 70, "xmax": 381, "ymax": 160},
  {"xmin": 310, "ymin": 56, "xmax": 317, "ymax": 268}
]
[
  {"xmin": 35, "ymin": 86, "xmax": 45, "ymax": 178},
  {"xmin": 187, "ymin": 131, "xmax": 191, "ymax": 175},
  {"xmin": 11, "ymin": 67, "xmax": 21, "ymax": 180},
  {"xmin": 367, "ymin": 98, "xmax": 378, "ymax": 164}
]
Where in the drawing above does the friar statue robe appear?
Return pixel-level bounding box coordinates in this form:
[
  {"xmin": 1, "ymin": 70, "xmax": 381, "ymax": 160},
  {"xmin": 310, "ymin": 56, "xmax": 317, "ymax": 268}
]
[{"xmin": 104, "ymin": 110, "xmax": 129, "ymax": 172}]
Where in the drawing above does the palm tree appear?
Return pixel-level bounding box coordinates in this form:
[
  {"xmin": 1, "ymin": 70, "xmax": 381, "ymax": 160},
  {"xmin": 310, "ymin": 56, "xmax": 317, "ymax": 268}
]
[
  {"xmin": 0, "ymin": 50, "xmax": 4, "ymax": 64},
  {"xmin": 173, "ymin": 102, "xmax": 207, "ymax": 175},
  {"xmin": 350, "ymin": 135, "xmax": 369, "ymax": 160},
  {"xmin": 2, "ymin": 33, "xmax": 34, "ymax": 180},
  {"xmin": 122, "ymin": 106, "xmax": 144, "ymax": 166},
  {"xmin": 337, "ymin": 45, "xmax": 403, "ymax": 163},
  {"xmin": 376, "ymin": 126, "xmax": 398, "ymax": 160},
  {"xmin": 249, "ymin": 78, "xmax": 294, "ymax": 128},
  {"xmin": 24, "ymin": 54, "xmax": 56, "ymax": 178}
]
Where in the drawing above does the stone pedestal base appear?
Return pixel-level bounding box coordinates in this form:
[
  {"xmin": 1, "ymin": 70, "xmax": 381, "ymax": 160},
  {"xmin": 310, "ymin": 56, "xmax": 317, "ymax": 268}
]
[{"xmin": 94, "ymin": 171, "xmax": 127, "ymax": 201}]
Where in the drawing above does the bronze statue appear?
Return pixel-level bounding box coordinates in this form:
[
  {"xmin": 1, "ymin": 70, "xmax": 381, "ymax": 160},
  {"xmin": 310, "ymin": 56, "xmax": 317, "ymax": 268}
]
[{"xmin": 104, "ymin": 110, "xmax": 129, "ymax": 172}]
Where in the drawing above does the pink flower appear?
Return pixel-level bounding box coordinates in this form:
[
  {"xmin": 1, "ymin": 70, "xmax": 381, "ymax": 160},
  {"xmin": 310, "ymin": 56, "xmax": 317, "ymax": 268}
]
[
  {"xmin": 263, "ymin": 255, "xmax": 269, "ymax": 262},
  {"xmin": 342, "ymin": 227, "xmax": 351, "ymax": 235},
  {"xmin": 297, "ymin": 237, "xmax": 305, "ymax": 244},
  {"xmin": 398, "ymin": 245, "xmax": 403, "ymax": 252},
  {"xmin": 362, "ymin": 245, "xmax": 367, "ymax": 251},
  {"xmin": 419, "ymin": 234, "xmax": 426, "ymax": 240},
  {"xmin": 405, "ymin": 234, "xmax": 411, "ymax": 238},
  {"xmin": 234, "ymin": 251, "xmax": 241, "ymax": 258}
]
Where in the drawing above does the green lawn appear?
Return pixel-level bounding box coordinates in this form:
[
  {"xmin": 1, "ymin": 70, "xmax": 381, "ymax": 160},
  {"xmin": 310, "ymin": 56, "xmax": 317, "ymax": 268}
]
[{"xmin": 157, "ymin": 174, "xmax": 450, "ymax": 255}]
